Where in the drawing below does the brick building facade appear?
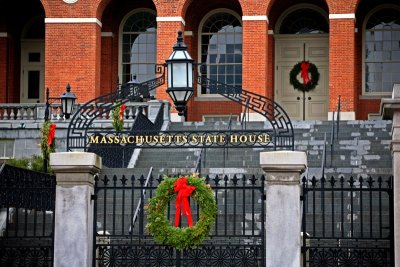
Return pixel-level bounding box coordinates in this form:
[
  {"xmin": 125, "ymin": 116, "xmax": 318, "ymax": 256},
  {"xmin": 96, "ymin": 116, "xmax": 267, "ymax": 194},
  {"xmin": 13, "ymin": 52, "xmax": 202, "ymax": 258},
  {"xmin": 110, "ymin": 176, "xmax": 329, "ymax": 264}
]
[{"xmin": 0, "ymin": 0, "xmax": 399, "ymax": 121}]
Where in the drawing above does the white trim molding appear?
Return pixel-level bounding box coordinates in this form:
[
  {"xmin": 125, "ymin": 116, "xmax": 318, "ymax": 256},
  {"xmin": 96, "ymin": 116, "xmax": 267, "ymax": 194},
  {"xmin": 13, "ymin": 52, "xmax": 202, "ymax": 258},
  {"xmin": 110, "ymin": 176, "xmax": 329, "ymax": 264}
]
[
  {"xmin": 156, "ymin": 16, "xmax": 185, "ymax": 26},
  {"xmin": 329, "ymin": 13, "xmax": 355, "ymax": 19},
  {"xmin": 328, "ymin": 111, "xmax": 356, "ymax": 121},
  {"xmin": 0, "ymin": 32, "xmax": 8, "ymax": 37},
  {"xmin": 242, "ymin": 15, "xmax": 269, "ymax": 23},
  {"xmin": 101, "ymin": 32, "xmax": 114, "ymax": 37},
  {"xmin": 45, "ymin": 18, "xmax": 102, "ymax": 27}
]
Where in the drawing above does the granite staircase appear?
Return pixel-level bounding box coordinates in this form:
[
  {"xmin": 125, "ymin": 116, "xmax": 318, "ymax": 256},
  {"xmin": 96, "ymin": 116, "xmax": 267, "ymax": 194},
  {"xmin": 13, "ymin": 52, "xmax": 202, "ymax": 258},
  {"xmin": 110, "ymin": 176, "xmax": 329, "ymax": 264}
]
[
  {"xmin": 128, "ymin": 120, "xmax": 392, "ymax": 177},
  {"xmin": 96, "ymin": 119, "xmax": 392, "ymax": 246}
]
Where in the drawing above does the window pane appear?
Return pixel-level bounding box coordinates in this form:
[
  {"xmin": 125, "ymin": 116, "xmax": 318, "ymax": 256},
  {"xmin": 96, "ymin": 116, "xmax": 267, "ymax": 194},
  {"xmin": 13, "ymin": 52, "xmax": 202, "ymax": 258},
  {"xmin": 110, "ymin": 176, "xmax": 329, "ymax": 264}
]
[
  {"xmin": 122, "ymin": 12, "xmax": 156, "ymax": 84},
  {"xmin": 279, "ymin": 8, "xmax": 329, "ymax": 34},
  {"xmin": 201, "ymin": 12, "xmax": 242, "ymax": 94},
  {"xmin": 29, "ymin": 53, "xmax": 41, "ymax": 62},
  {"xmin": 28, "ymin": 71, "xmax": 40, "ymax": 99},
  {"xmin": 365, "ymin": 8, "xmax": 400, "ymax": 94}
]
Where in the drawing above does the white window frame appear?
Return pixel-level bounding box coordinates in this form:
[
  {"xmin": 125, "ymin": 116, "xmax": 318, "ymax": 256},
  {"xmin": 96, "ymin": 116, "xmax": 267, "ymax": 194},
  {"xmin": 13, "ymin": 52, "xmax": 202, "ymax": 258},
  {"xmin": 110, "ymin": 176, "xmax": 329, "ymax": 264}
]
[
  {"xmin": 275, "ymin": 4, "xmax": 329, "ymax": 34},
  {"xmin": 362, "ymin": 4, "xmax": 400, "ymax": 97},
  {"xmin": 118, "ymin": 8, "xmax": 157, "ymax": 84},
  {"xmin": 196, "ymin": 8, "xmax": 242, "ymax": 100}
]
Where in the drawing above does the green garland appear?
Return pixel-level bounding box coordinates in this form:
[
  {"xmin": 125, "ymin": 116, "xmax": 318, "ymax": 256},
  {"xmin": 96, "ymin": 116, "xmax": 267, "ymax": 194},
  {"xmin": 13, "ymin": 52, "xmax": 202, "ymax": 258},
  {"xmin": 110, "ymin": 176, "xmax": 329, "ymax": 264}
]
[
  {"xmin": 146, "ymin": 175, "xmax": 217, "ymax": 250},
  {"xmin": 111, "ymin": 102, "xmax": 125, "ymax": 132},
  {"xmin": 40, "ymin": 121, "xmax": 55, "ymax": 161},
  {"xmin": 289, "ymin": 61, "xmax": 320, "ymax": 92}
]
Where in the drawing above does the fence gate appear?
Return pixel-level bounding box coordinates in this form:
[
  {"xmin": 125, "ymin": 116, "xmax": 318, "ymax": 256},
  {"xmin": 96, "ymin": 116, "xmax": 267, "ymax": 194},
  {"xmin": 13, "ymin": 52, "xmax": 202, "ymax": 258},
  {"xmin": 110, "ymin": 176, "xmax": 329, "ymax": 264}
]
[
  {"xmin": 0, "ymin": 164, "xmax": 56, "ymax": 266},
  {"xmin": 93, "ymin": 171, "xmax": 265, "ymax": 267},
  {"xmin": 301, "ymin": 175, "xmax": 394, "ymax": 267}
]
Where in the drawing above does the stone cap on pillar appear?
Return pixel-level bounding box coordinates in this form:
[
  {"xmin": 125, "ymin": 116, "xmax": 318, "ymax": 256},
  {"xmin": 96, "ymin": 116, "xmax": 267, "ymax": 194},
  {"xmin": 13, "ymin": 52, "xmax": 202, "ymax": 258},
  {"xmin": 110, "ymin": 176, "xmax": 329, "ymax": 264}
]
[
  {"xmin": 380, "ymin": 84, "xmax": 400, "ymax": 120},
  {"xmin": 50, "ymin": 152, "xmax": 102, "ymax": 186},
  {"xmin": 50, "ymin": 152, "xmax": 102, "ymax": 173},
  {"xmin": 260, "ymin": 151, "xmax": 307, "ymax": 173}
]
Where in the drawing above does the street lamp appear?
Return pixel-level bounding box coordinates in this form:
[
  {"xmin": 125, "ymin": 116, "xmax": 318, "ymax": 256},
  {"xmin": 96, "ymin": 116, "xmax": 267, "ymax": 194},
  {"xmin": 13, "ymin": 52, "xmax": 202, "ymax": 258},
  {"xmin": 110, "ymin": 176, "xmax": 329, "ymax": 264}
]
[
  {"xmin": 45, "ymin": 84, "xmax": 77, "ymax": 121},
  {"xmin": 59, "ymin": 84, "xmax": 77, "ymax": 119},
  {"xmin": 166, "ymin": 31, "xmax": 194, "ymax": 116}
]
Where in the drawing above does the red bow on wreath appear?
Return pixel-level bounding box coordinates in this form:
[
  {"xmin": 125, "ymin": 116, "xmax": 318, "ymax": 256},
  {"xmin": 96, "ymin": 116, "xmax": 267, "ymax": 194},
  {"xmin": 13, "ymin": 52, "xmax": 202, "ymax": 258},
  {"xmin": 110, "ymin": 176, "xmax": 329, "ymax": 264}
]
[
  {"xmin": 119, "ymin": 104, "xmax": 126, "ymax": 120},
  {"xmin": 174, "ymin": 177, "xmax": 195, "ymax": 227},
  {"xmin": 300, "ymin": 62, "xmax": 311, "ymax": 85},
  {"xmin": 47, "ymin": 124, "xmax": 56, "ymax": 146}
]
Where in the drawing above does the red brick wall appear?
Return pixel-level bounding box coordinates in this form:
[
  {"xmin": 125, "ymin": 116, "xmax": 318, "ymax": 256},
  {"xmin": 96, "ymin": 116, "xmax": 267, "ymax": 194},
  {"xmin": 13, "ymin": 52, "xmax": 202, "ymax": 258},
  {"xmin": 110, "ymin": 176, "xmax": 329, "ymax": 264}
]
[
  {"xmin": 100, "ymin": 36, "xmax": 114, "ymax": 96},
  {"xmin": 329, "ymin": 19, "xmax": 356, "ymax": 113},
  {"xmin": 45, "ymin": 23, "xmax": 101, "ymax": 101},
  {"xmin": 1, "ymin": 0, "xmax": 398, "ymax": 120},
  {"xmin": 242, "ymin": 20, "xmax": 268, "ymax": 98}
]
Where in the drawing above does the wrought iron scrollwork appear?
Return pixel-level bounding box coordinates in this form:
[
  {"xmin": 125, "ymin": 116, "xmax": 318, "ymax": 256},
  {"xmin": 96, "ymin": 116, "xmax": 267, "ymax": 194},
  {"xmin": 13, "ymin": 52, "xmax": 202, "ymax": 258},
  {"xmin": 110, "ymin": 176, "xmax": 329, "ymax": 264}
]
[
  {"xmin": 67, "ymin": 64, "xmax": 166, "ymax": 152},
  {"xmin": 197, "ymin": 64, "xmax": 294, "ymax": 150},
  {"xmin": 67, "ymin": 62, "xmax": 294, "ymax": 152}
]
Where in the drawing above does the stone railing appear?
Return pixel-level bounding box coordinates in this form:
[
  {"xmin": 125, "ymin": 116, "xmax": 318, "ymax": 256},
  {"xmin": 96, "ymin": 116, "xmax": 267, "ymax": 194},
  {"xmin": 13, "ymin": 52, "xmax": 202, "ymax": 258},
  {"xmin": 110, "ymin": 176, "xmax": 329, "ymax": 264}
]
[
  {"xmin": 0, "ymin": 104, "xmax": 40, "ymax": 121},
  {"xmin": 0, "ymin": 102, "xmax": 149, "ymax": 122}
]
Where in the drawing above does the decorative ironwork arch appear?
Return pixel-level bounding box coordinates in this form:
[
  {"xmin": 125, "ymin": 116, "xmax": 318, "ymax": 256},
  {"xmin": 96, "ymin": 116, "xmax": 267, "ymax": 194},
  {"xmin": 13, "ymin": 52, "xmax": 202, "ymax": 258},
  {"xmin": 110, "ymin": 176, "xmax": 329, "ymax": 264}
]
[
  {"xmin": 66, "ymin": 65, "xmax": 165, "ymax": 151},
  {"xmin": 197, "ymin": 65, "xmax": 294, "ymax": 150},
  {"xmin": 66, "ymin": 64, "xmax": 294, "ymax": 152}
]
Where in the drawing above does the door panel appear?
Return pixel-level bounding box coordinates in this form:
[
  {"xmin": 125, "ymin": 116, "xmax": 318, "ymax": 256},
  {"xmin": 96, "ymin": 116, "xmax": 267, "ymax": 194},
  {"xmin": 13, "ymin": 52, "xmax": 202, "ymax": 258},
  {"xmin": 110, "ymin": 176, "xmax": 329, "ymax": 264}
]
[
  {"xmin": 21, "ymin": 41, "xmax": 44, "ymax": 103},
  {"xmin": 275, "ymin": 36, "xmax": 329, "ymax": 120}
]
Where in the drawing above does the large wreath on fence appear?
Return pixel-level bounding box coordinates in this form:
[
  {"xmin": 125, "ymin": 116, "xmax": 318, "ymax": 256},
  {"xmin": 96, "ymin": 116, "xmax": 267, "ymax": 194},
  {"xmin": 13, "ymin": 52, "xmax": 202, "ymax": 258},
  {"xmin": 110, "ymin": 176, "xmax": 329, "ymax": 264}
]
[
  {"xmin": 289, "ymin": 61, "xmax": 320, "ymax": 92},
  {"xmin": 146, "ymin": 174, "xmax": 217, "ymax": 250}
]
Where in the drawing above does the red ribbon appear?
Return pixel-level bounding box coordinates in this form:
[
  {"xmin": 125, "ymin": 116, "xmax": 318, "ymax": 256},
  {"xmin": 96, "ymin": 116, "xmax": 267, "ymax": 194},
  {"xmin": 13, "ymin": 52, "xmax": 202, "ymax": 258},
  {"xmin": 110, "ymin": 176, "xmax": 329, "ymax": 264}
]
[
  {"xmin": 48, "ymin": 124, "xmax": 56, "ymax": 146},
  {"xmin": 119, "ymin": 104, "xmax": 126, "ymax": 120},
  {"xmin": 174, "ymin": 177, "xmax": 195, "ymax": 227},
  {"xmin": 300, "ymin": 62, "xmax": 311, "ymax": 85}
]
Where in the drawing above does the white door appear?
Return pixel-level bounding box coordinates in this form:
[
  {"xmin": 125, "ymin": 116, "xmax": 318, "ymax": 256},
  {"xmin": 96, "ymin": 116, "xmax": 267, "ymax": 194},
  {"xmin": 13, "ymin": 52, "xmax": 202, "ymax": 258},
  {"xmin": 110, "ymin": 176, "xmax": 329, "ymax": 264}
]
[
  {"xmin": 20, "ymin": 41, "xmax": 45, "ymax": 103},
  {"xmin": 275, "ymin": 36, "xmax": 329, "ymax": 120}
]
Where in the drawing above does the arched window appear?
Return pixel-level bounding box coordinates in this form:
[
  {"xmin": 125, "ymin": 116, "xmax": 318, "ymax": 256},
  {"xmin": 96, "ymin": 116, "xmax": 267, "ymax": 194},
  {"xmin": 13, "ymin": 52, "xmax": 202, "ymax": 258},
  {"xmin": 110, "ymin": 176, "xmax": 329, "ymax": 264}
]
[
  {"xmin": 278, "ymin": 8, "xmax": 328, "ymax": 34},
  {"xmin": 121, "ymin": 11, "xmax": 156, "ymax": 84},
  {"xmin": 200, "ymin": 11, "xmax": 242, "ymax": 94},
  {"xmin": 364, "ymin": 7, "xmax": 400, "ymax": 94}
]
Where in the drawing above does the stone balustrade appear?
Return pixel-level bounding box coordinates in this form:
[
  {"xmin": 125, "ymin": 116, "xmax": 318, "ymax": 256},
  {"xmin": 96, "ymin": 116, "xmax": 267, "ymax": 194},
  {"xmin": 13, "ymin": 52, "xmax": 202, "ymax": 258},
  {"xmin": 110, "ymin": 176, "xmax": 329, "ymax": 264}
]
[{"xmin": 0, "ymin": 102, "xmax": 149, "ymax": 122}]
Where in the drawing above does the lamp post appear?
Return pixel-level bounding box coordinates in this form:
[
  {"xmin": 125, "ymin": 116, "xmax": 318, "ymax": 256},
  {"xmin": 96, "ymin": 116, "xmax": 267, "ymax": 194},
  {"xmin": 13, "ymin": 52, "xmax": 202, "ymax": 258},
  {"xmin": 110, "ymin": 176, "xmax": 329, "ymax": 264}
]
[
  {"xmin": 165, "ymin": 31, "xmax": 194, "ymax": 116},
  {"xmin": 44, "ymin": 84, "xmax": 77, "ymax": 173},
  {"xmin": 45, "ymin": 84, "xmax": 77, "ymax": 121}
]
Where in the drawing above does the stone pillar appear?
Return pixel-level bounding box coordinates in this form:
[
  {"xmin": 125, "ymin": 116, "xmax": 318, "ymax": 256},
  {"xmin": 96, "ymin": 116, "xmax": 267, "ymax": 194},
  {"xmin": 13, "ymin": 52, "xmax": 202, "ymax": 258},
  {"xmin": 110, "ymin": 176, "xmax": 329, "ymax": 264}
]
[
  {"xmin": 380, "ymin": 84, "xmax": 400, "ymax": 265},
  {"xmin": 50, "ymin": 152, "xmax": 102, "ymax": 267},
  {"xmin": 260, "ymin": 151, "xmax": 307, "ymax": 267}
]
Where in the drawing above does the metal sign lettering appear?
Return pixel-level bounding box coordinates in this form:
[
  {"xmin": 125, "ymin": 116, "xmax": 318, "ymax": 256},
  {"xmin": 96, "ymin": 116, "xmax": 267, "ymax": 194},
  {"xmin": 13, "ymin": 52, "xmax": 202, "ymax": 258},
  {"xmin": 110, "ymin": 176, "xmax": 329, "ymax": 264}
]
[{"xmin": 87, "ymin": 130, "xmax": 272, "ymax": 148}]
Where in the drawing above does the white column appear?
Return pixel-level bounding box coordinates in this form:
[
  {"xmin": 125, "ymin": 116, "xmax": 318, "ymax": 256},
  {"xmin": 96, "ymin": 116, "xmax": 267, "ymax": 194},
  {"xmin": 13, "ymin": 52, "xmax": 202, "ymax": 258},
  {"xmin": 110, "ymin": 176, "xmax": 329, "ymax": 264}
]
[
  {"xmin": 50, "ymin": 152, "xmax": 102, "ymax": 267},
  {"xmin": 260, "ymin": 151, "xmax": 307, "ymax": 267},
  {"xmin": 381, "ymin": 84, "xmax": 400, "ymax": 265}
]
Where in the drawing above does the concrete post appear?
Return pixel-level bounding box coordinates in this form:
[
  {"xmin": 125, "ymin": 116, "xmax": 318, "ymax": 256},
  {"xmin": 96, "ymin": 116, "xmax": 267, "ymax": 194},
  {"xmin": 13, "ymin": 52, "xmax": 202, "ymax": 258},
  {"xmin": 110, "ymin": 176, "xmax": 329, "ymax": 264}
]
[
  {"xmin": 148, "ymin": 100, "xmax": 171, "ymax": 123},
  {"xmin": 381, "ymin": 84, "xmax": 400, "ymax": 266},
  {"xmin": 50, "ymin": 152, "xmax": 101, "ymax": 267},
  {"xmin": 260, "ymin": 151, "xmax": 307, "ymax": 267}
]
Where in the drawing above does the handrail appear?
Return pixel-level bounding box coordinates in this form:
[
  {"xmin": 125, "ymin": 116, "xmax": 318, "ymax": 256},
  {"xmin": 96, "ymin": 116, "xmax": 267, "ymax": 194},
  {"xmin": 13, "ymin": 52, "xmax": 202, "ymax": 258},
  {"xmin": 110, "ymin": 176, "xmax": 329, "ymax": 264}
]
[
  {"xmin": 330, "ymin": 111, "xmax": 335, "ymax": 167},
  {"xmin": 195, "ymin": 148, "xmax": 203, "ymax": 175},
  {"xmin": 129, "ymin": 167, "xmax": 153, "ymax": 233},
  {"xmin": 223, "ymin": 113, "xmax": 233, "ymax": 167},
  {"xmin": 336, "ymin": 95, "xmax": 341, "ymax": 140},
  {"xmin": 240, "ymin": 98, "xmax": 250, "ymax": 130},
  {"xmin": 321, "ymin": 132, "xmax": 327, "ymax": 178}
]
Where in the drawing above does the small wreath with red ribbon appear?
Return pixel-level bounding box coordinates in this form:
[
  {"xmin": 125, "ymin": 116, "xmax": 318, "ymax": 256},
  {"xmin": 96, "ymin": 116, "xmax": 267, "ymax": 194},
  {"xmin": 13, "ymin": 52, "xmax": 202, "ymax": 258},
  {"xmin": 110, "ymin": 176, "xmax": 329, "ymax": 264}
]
[
  {"xmin": 146, "ymin": 175, "xmax": 217, "ymax": 250},
  {"xmin": 289, "ymin": 61, "xmax": 320, "ymax": 92}
]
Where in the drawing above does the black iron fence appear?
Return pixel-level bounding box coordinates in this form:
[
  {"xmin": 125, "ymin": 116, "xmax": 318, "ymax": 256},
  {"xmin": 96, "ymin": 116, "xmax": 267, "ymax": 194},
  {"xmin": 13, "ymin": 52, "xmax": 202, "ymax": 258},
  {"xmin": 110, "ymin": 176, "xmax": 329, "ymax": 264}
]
[
  {"xmin": 93, "ymin": 172, "xmax": 265, "ymax": 267},
  {"xmin": 0, "ymin": 164, "xmax": 56, "ymax": 266},
  {"xmin": 302, "ymin": 175, "xmax": 393, "ymax": 267}
]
